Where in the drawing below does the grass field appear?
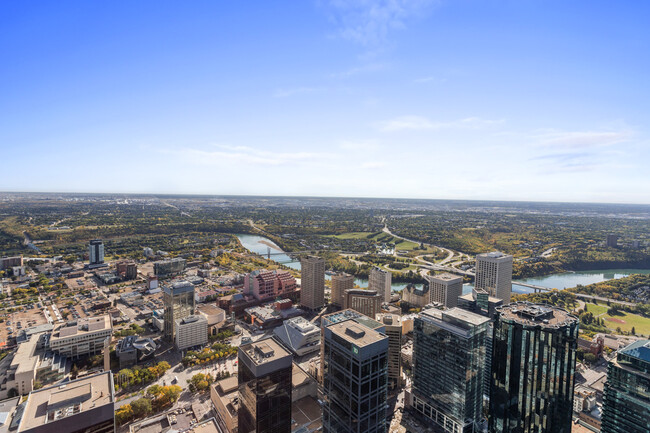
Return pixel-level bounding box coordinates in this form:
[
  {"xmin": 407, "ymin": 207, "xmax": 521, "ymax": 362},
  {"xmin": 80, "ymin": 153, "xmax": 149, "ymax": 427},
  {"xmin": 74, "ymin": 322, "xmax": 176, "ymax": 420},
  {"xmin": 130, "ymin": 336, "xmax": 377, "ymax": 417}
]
[
  {"xmin": 332, "ymin": 232, "xmax": 376, "ymax": 239},
  {"xmin": 395, "ymin": 240, "xmax": 419, "ymax": 251},
  {"xmin": 585, "ymin": 303, "xmax": 650, "ymax": 336}
]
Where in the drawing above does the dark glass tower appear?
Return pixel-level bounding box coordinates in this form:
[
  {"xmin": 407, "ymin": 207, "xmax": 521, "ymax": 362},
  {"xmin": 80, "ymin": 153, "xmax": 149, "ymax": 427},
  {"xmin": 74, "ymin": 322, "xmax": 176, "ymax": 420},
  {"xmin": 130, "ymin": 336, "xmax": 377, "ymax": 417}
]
[
  {"xmin": 238, "ymin": 338, "xmax": 293, "ymax": 433},
  {"xmin": 601, "ymin": 339, "xmax": 650, "ymax": 433},
  {"xmin": 322, "ymin": 318, "xmax": 389, "ymax": 433},
  {"xmin": 489, "ymin": 302, "xmax": 579, "ymax": 433},
  {"xmin": 413, "ymin": 307, "xmax": 490, "ymax": 433}
]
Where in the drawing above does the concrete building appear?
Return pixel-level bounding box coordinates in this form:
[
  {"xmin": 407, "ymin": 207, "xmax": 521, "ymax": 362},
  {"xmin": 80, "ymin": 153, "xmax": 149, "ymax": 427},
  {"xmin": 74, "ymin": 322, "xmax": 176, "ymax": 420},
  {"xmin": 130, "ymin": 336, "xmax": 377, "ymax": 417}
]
[
  {"xmin": 330, "ymin": 273, "xmax": 354, "ymax": 308},
  {"xmin": 197, "ymin": 304, "xmax": 227, "ymax": 336},
  {"xmin": 412, "ymin": 307, "xmax": 489, "ymax": 433},
  {"xmin": 175, "ymin": 315, "xmax": 208, "ymax": 350},
  {"xmin": 573, "ymin": 385, "xmax": 597, "ymax": 413},
  {"xmin": 601, "ymin": 339, "xmax": 650, "ymax": 433},
  {"xmin": 343, "ymin": 289, "xmax": 382, "ymax": 319},
  {"xmin": 2, "ymin": 336, "xmax": 40, "ymax": 397},
  {"xmin": 300, "ymin": 256, "xmax": 325, "ymax": 311},
  {"xmin": 606, "ymin": 234, "xmax": 619, "ymax": 248},
  {"xmin": 0, "ymin": 396, "xmax": 21, "ymax": 432},
  {"xmin": 0, "ymin": 255, "xmax": 22, "ymax": 271},
  {"xmin": 376, "ymin": 313, "xmax": 402, "ymax": 389},
  {"xmin": 243, "ymin": 270, "xmax": 297, "ymax": 301},
  {"xmin": 154, "ymin": 257, "xmax": 186, "ymax": 277},
  {"xmin": 400, "ymin": 283, "xmax": 430, "ymax": 309},
  {"xmin": 238, "ymin": 338, "xmax": 293, "ymax": 433},
  {"xmin": 322, "ymin": 318, "xmax": 389, "ymax": 433},
  {"xmin": 163, "ymin": 280, "xmax": 195, "ymax": 341},
  {"xmin": 49, "ymin": 316, "xmax": 113, "ymax": 358},
  {"xmin": 273, "ymin": 317, "xmax": 320, "ymax": 356},
  {"xmin": 457, "ymin": 287, "xmax": 503, "ymax": 319},
  {"xmin": 475, "ymin": 252, "xmax": 513, "ymax": 303},
  {"xmin": 369, "ymin": 266, "xmax": 392, "ymax": 303},
  {"xmin": 17, "ymin": 371, "xmax": 115, "ymax": 433},
  {"xmin": 116, "ymin": 261, "xmax": 137, "ymax": 280},
  {"xmin": 428, "ymin": 273, "xmax": 463, "ymax": 308},
  {"xmin": 88, "ymin": 240, "xmax": 104, "ymax": 267},
  {"xmin": 211, "ymin": 376, "xmax": 239, "ymax": 433},
  {"xmin": 115, "ymin": 336, "xmax": 157, "ymax": 368},
  {"xmin": 489, "ymin": 303, "xmax": 579, "ymax": 433}
]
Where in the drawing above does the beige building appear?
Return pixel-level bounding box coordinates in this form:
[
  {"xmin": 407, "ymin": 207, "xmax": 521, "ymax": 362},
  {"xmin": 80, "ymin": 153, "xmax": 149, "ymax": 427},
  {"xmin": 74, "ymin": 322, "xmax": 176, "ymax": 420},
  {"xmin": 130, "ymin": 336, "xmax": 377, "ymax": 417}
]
[
  {"xmin": 300, "ymin": 256, "xmax": 325, "ymax": 310},
  {"xmin": 369, "ymin": 267, "xmax": 392, "ymax": 303},
  {"xmin": 197, "ymin": 304, "xmax": 227, "ymax": 336},
  {"xmin": 428, "ymin": 273, "xmax": 464, "ymax": 308},
  {"xmin": 2, "ymin": 336, "xmax": 40, "ymax": 397},
  {"xmin": 401, "ymin": 283, "xmax": 430, "ymax": 309},
  {"xmin": 344, "ymin": 289, "xmax": 382, "ymax": 319},
  {"xmin": 49, "ymin": 315, "xmax": 113, "ymax": 358},
  {"xmin": 211, "ymin": 376, "xmax": 239, "ymax": 433},
  {"xmin": 330, "ymin": 273, "xmax": 354, "ymax": 308},
  {"xmin": 175, "ymin": 315, "xmax": 208, "ymax": 350},
  {"xmin": 475, "ymin": 251, "xmax": 513, "ymax": 303},
  {"xmin": 376, "ymin": 313, "xmax": 402, "ymax": 389}
]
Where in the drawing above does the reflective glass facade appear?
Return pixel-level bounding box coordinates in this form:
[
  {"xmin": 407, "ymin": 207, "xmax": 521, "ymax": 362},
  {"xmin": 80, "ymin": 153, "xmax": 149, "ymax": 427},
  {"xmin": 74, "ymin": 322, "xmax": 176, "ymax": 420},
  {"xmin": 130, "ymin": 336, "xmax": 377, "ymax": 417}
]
[
  {"xmin": 601, "ymin": 340, "xmax": 650, "ymax": 433},
  {"xmin": 488, "ymin": 303, "xmax": 579, "ymax": 433}
]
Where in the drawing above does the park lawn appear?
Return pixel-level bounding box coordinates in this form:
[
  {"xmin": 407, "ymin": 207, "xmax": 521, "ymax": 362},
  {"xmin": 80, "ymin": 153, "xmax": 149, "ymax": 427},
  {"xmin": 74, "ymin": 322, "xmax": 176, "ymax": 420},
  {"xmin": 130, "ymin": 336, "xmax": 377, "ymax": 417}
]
[
  {"xmin": 586, "ymin": 303, "xmax": 650, "ymax": 336},
  {"xmin": 395, "ymin": 240, "xmax": 419, "ymax": 251},
  {"xmin": 584, "ymin": 303, "xmax": 609, "ymax": 316},
  {"xmin": 331, "ymin": 232, "xmax": 376, "ymax": 240}
]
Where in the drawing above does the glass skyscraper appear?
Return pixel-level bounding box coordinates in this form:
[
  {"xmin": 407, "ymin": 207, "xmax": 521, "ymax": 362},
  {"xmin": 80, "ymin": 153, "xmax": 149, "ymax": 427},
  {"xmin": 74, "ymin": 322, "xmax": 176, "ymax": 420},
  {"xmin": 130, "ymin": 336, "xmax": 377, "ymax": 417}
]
[
  {"xmin": 413, "ymin": 307, "xmax": 490, "ymax": 433},
  {"xmin": 601, "ymin": 339, "xmax": 650, "ymax": 433},
  {"xmin": 489, "ymin": 302, "xmax": 579, "ymax": 433}
]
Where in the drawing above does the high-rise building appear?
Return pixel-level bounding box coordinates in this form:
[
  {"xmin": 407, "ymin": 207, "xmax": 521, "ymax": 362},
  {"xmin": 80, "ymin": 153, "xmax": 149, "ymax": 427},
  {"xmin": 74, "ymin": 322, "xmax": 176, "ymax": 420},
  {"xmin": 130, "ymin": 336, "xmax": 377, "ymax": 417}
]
[
  {"xmin": 163, "ymin": 280, "xmax": 195, "ymax": 340},
  {"xmin": 238, "ymin": 338, "xmax": 292, "ymax": 433},
  {"xmin": 489, "ymin": 302, "xmax": 579, "ymax": 433},
  {"xmin": 606, "ymin": 234, "xmax": 619, "ymax": 248},
  {"xmin": 154, "ymin": 257, "xmax": 186, "ymax": 277},
  {"xmin": 376, "ymin": 313, "xmax": 402, "ymax": 390},
  {"xmin": 88, "ymin": 239, "xmax": 104, "ymax": 266},
  {"xmin": 322, "ymin": 318, "xmax": 388, "ymax": 433},
  {"xmin": 331, "ymin": 273, "xmax": 354, "ymax": 308},
  {"xmin": 475, "ymin": 252, "xmax": 512, "ymax": 303},
  {"xmin": 175, "ymin": 315, "xmax": 208, "ymax": 350},
  {"xmin": 369, "ymin": 267, "xmax": 392, "ymax": 303},
  {"xmin": 413, "ymin": 307, "xmax": 489, "ymax": 433},
  {"xmin": 300, "ymin": 256, "xmax": 325, "ymax": 310},
  {"xmin": 344, "ymin": 289, "xmax": 382, "ymax": 319},
  {"xmin": 601, "ymin": 339, "xmax": 650, "ymax": 433},
  {"xmin": 428, "ymin": 273, "xmax": 464, "ymax": 308}
]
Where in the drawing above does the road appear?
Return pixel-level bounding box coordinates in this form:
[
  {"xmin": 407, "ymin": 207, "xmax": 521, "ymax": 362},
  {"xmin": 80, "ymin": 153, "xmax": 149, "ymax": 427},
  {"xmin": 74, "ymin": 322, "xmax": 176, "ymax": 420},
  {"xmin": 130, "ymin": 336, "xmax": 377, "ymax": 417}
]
[{"xmin": 574, "ymin": 293, "xmax": 637, "ymax": 307}]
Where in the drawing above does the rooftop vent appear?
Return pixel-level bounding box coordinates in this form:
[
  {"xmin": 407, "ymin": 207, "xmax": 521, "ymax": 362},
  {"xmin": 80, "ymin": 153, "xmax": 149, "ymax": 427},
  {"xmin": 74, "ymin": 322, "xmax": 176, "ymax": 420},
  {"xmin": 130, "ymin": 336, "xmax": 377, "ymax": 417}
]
[{"xmin": 345, "ymin": 325, "xmax": 366, "ymax": 339}]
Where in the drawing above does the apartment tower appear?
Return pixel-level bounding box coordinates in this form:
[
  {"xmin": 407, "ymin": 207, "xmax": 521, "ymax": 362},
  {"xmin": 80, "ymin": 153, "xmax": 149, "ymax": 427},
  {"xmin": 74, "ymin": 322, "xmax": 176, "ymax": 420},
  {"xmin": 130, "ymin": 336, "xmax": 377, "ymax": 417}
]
[
  {"xmin": 369, "ymin": 266, "xmax": 392, "ymax": 303},
  {"xmin": 475, "ymin": 252, "xmax": 513, "ymax": 303},
  {"xmin": 300, "ymin": 256, "xmax": 325, "ymax": 310},
  {"xmin": 331, "ymin": 273, "xmax": 354, "ymax": 308},
  {"xmin": 376, "ymin": 313, "xmax": 402, "ymax": 390},
  {"xmin": 428, "ymin": 273, "xmax": 464, "ymax": 308}
]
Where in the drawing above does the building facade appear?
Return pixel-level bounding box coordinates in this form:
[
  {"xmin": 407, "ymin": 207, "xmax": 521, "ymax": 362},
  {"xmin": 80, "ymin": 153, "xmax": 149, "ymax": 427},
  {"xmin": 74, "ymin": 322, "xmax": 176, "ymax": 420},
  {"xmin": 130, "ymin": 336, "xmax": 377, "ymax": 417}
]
[
  {"xmin": 475, "ymin": 252, "xmax": 513, "ymax": 303},
  {"xmin": 175, "ymin": 315, "xmax": 208, "ymax": 350},
  {"xmin": 238, "ymin": 338, "xmax": 293, "ymax": 433},
  {"xmin": 163, "ymin": 280, "xmax": 195, "ymax": 341},
  {"xmin": 344, "ymin": 289, "xmax": 382, "ymax": 319},
  {"xmin": 273, "ymin": 316, "xmax": 320, "ymax": 356},
  {"xmin": 428, "ymin": 273, "xmax": 464, "ymax": 308},
  {"xmin": 49, "ymin": 316, "xmax": 113, "ymax": 358},
  {"xmin": 376, "ymin": 313, "xmax": 402, "ymax": 390},
  {"xmin": 154, "ymin": 257, "xmax": 186, "ymax": 277},
  {"xmin": 331, "ymin": 273, "xmax": 354, "ymax": 308},
  {"xmin": 211, "ymin": 376, "xmax": 239, "ymax": 433},
  {"xmin": 243, "ymin": 270, "xmax": 297, "ymax": 301},
  {"xmin": 322, "ymin": 318, "xmax": 389, "ymax": 433},
  {"xmin": 601, "ymin": 339, "xmax": 650, "ymax": 433},
  {"xmin": 489, "ymin": 302, "xmax": 579, "ymax": 433},
  {"xmin": 88, "ymin": 240, "xmax": 104, "ymax": 266},
  {"xmin": 400, "ymin": 283, "xmax": 430, "ymax": 309},
  {"xmin": 369, "ymin": 267, "xmax": 392, "ymax": 303},
  {"xmin": 300, "ymin": 256, "xmax": 325, "ymax": 310},
  {"xmin": 413, "ymin": 307, "xmax": 489, "ymax": 433}
]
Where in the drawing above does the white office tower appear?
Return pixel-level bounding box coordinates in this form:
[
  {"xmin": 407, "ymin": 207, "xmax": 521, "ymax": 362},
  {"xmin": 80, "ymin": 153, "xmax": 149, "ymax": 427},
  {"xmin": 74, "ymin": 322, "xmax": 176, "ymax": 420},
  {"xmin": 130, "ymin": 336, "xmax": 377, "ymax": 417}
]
[
  {"xmin": 369, "ymin": 266, "xmax": 392, "ymax": 303},
  {"xmin": 89, "ymin": 239, "xmax": 104, "ymax": 265},
  {"xmin": 428, "ymin": 273, "xmax": 464, "ymax": 308},
  {"xmin": 475, "ymin": 251, "xmax": 513, "ymax": 303},
  {"xmin": 300, "ymin": 256, "xmax": 325, "ymax": 310}
]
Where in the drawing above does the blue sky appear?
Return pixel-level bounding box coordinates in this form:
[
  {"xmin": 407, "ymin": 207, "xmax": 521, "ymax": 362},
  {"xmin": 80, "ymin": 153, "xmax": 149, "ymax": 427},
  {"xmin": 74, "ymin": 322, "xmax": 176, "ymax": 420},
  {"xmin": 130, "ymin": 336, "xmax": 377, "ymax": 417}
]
[{"xmin": 1, "ymin": 1, "xmax": 649, "ymax": 203}]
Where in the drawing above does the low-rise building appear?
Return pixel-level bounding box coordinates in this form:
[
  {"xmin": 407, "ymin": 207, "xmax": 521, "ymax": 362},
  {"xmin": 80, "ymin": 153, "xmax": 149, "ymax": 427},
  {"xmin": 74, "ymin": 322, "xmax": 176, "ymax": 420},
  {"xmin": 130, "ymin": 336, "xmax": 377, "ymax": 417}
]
[
  {"xmin": 0, "ymin": 396, "xmax": 21, "ymax": 432},
  {"xmin": 154, "ymin": 257, "xmax": 186, "ymax": 277},
  {"xmin": 115, "ymin": 336, "xmax": 157, "ymax": 369},
  {"xmin": 273, "ymin": 317, "xmax": 320, "ymax": 356},
  {"xmin": 243, "ymin": 270, "xmax": 297, "ymax": 301},
  {"xmin": 49, "ymin": 316, "xmax": 112, "ymax": 358},
  {"xmin": 211, "ymin": 376, "xmax": 239, "ymax": 433},
  {"xmin": 400, "ymin": 283, "xmax": 430, "ymax": 309},
  {"xmin": 175, "ymin": 315, "xmax": 208, "ymax": 350},
  {"xmin": 574, "ymin": 385, "xmax": 597, "ymax": 413},
  {"xmin": 197, "ymin": 304, "xmax": 227, "ymax": 336}
]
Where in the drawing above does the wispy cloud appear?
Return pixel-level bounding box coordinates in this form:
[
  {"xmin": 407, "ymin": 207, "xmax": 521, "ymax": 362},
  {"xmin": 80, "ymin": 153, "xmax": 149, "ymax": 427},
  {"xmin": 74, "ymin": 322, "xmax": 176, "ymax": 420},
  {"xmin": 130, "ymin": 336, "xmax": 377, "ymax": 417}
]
[
  {"xmin": 413, "ymin": 75, "xmax": 446, "ymax": 84},
  {"xmin": 324, "ymin": 0, "xmax": 438, "ymax": 46},
  {"xmin": 272, "ymin": 87, "xmax": 323, "ymax": 98},
  {"xmin": 161, "ymin": 144, "xmax": 333, "ymax": 166},
  {"xmin": 378, "ymin": 115, "xmax": 504, "ymax": 132},
  {"xmin": 533, "ymin": 130, "xmax": 633, "ymax": 149}
]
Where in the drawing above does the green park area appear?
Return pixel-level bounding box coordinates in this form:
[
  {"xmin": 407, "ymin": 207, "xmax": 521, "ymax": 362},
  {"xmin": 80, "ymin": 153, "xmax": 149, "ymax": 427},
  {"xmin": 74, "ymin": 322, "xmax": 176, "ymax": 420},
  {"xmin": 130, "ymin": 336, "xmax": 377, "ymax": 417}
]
[{"xmin": 584, "ymin": 302, "xmax": 650, "ymax": 336}]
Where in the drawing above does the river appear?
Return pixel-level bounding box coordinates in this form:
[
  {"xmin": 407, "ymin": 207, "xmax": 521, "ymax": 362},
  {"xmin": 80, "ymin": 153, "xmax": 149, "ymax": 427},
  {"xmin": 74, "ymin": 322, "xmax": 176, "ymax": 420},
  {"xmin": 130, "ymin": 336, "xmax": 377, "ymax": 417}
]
[{"xmin": 235, "ymin": 234, "xmax": 650, "ymax": 295}]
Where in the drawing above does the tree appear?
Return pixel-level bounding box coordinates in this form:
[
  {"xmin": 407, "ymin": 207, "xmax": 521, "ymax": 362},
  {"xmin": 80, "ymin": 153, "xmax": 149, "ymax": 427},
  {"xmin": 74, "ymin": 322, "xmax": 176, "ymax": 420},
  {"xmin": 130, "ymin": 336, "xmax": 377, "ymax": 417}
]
[
  {"xmin": 631, "ymin": 326, "xmax": 636, "ymax": 335},
  {"xmin": 131, "ymin": 398, "xmax": 152, "ymax": 418},
  {"xmin": 115, "ymin": 404, "xmax": 134, "ymax": 425},
  {"xmin": 584, "ymin": 353, "xmax": 597, "ymax": 364}
]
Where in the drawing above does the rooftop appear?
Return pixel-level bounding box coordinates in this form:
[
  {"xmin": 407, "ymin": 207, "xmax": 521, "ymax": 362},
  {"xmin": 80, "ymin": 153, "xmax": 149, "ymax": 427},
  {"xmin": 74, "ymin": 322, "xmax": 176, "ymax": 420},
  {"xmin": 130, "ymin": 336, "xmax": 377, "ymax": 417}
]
[
  {"xmin": 51, "ymin": 315, "xmax": 111, "ymax": 341},
  {"xmin": 241, "ymin": 338, "xmax": 291, "ymax": 366},
  {"xmin": 429, "ymin": 273, "xmax": 463, "ymax": 282},
  {"xmin": 12, "ymin": 337, "xmax": 39, "ymax": 375},
  {"xmin": 322, "ymin": 309, "xmax": 383, "ymax": 331},
  {"xmin": 497, "ymin": 302, "xmax": 578, "ymax": 328},
  {"xmin": 619, "ymin": 339, "xmax": 650, "ymax": 363},
  {"xmin": 327, "ymin": 319, "xmax": 386, "ymax": 347},
  {"xmin": 18, "ymin": 371, "xmax": 113, "ymax": 432}
]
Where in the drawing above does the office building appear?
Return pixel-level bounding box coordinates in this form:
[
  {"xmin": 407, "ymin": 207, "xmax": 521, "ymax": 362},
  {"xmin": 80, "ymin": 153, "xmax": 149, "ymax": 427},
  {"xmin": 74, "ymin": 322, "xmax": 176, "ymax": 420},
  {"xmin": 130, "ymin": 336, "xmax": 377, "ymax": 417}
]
[
  {"xmin": 49, "ymin": 316, "xmax": 113, "ymax": 358},
  {"xmin": 300, "ymin": 256, "xmax": 325, "ymax": 311},
  {"xmin": 376, "ymin": 313, "xmax": 402, "ymax": 389},
  {"xmin": 211, "ymin": 376, "xmax": 239, "ymax": 433},
  {"xmin": 400, "ymin": 283, "xmax": 430, "ymax": 309},
  {"xmin": 243, "ymin": 270, "xmax": 297, "ymax": 301},
  {"xmin": 369, "ymin": 267, "xmax": 392, "ymax": 303},
  {"xmin": 175, "ymin": 315, "xmax": 208, "ymax": 350},
  {"xmin": 457, "ymin": 288, "xmax": 503, "ymax": 319},
  {"xmin": 116, "ymin": 261, "xmax": 137, "ymax": 280},
  {"xmin": 197, "ymin": 304, "xmax": 227, "ymax": 336},
  {"xmin": 475, "ymin": 252, "xmax": 512, "ymax": 303},
  {"xmin": 413, "ymin": 307, "xmax": 489, "ymax": 433},
  {"xmin": 601, "ymin": 339, "xmax": 650, "ymax": 433},
  {"xmin": 489, "ymin": 302, "xmax": 579, "ymax": 433},
  {"xmin": 428, "ymin": 273, "xmax": 464, "ymax": 308},
  {"xmin": 330, "ymin": 273, "xmax": 354, "ymax": 308},
  {"xmin": 88, "ymin": 240, "xmax": 104, "ymax": 266},
  {"xmin": 344, "ymin": 289, "xmax": 382, "ymax": 319},
  {"xmin": 154, "ymin": 257, "xmax": 186, "ymax": 277},
  {"xmin": 322, "ymin": 318, "xmax": 389, "ymax": 433},
  {"xmin": 17, "ymin": 371, "xmax": 115, "ymax": 433},
  {"xmin": 273, "ymin": 317, "xmax": 320, "ymax": 356},
  {"xmin": 238, "ymin": 338, "xmax": 292, "ymax": 433},
  {"xmin": 115, "ymin": 336, "xmax": 157, "ymax": 368},
  {"xmin": 163, "ymin": 280, "xmax": 195, "ymax": 341},
  {"xmin": 607, "ymin": 234, "xmax": 619, "ymax": 248},
  {"xmin": 0, "ymin": 255, "xmax": 23, "ymax": 271}
]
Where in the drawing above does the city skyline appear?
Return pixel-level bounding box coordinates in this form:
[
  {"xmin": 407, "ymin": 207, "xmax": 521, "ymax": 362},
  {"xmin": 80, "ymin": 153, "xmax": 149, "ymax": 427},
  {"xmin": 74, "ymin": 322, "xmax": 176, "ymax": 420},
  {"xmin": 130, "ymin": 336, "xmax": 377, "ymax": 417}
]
[{"xmin": 1, "ymin": 1, "xmax": 650, "ymax": 203}]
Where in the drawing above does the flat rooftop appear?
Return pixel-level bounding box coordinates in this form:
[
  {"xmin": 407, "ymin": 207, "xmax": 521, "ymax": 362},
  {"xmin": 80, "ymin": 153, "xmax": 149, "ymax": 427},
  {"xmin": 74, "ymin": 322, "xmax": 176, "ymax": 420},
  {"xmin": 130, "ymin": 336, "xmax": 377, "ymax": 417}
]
[
  {"xmin": 430, "ymin": 273, "xmax": 463, "ymax": 282},
  {"xmin": 241, "ymin": 338, "xmax": 291, "ymax": 366},
  {"xmin": 12, "ymin": 337, "xmax": 39, "ymax": 375},
  {"xmin": 498, "ymin": 302, "xmax": 577, "ymax": 328},
  {"xmin": 322, "ymin": 309, "xmax": 383, "ymax": 331},
  {"xmin": 327, "ymin": 319, "xmax": 386, "ymax": 347},
  {"xmin": 19, "ymin": 371, "xmax": 113, "ymax": 432},
  {"xmin": 196, "ymin": 304, "xmax": 225, "ymax": 316},
  {"xmin": 51, "ymin": 315, "xmax": 111, "ymax": 341}
]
